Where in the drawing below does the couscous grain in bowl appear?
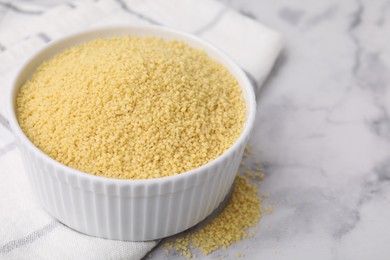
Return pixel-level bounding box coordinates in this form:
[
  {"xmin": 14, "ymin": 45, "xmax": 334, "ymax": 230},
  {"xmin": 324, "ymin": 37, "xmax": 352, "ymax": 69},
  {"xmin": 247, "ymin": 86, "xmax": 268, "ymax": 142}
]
[{"xmin": 8, "ymin": 26, "xmax": 256, "ymax": 241}]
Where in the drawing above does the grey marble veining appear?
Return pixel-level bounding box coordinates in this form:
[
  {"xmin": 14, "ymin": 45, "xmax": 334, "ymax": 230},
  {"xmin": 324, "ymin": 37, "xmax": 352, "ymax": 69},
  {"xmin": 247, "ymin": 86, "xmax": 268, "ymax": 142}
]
[
  {"xmin": 1, "ymin": 0, "xmax": 390, "ymax": 259},
  {"xmin": 218, "ymin": 0, "xmax": 390, "ymax": 259}
]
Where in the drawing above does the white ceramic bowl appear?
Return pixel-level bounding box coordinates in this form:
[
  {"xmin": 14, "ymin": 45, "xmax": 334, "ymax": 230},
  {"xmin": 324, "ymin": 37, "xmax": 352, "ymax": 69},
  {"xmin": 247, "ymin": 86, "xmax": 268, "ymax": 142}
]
[{"xmin": 8, "ymin": 25, "xmax": 256, "ymax": 241}]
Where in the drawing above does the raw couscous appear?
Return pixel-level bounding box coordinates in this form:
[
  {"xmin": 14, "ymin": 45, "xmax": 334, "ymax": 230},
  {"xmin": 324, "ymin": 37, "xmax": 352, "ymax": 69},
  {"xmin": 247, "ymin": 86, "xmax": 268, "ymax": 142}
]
[
  {"xmin": 164, "ymin": 175, "xmax": 262, "ymax": 257},
  {"xmin": 17, "ymin": 37, "xmax": 246, "ymax": 179},
  {"xmin": 162, "ymin": 147, "xmax": 269, "ymax": 258}
]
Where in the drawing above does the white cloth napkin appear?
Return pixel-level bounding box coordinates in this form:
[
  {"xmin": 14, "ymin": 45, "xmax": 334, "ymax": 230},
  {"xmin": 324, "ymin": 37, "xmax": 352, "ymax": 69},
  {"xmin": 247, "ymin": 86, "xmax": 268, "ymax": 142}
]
[{"xmin": 0, "ymin": 0, "xmax": 282, "ymax": 259}]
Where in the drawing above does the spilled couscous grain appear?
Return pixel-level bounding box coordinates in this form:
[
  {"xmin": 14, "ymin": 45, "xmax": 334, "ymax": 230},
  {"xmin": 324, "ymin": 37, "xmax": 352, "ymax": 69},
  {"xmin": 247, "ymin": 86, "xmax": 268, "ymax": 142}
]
[
  {"xmin": 164, "ymin": 175, "xmax": 263, "ymax": 257},
  {"xmin": 163, "ymin": 147, "xmax": 271, "ymax": 258},
  {"xmin": 17, "ymin": 37, "xmax": 245, "ymax": 179}
]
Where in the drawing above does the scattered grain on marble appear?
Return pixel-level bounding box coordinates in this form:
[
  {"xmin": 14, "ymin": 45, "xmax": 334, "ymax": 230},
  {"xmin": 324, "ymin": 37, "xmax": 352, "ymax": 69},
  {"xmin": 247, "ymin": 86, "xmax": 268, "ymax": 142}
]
[
  {"xmin": 163, "ymin": 148, "xmax": 272, "ymax": 258},
  {"xmin": 17, "ymin": 36, "xmax": 245, "ymax": 179},
  {"xmin": 164, "ymin": 175, "xmax": 263, "ymax": 257}
]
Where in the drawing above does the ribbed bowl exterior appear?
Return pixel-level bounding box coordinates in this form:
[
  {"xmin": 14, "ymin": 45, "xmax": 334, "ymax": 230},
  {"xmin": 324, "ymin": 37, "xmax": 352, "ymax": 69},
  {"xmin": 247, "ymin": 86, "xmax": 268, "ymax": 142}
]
[
  {"xmin": 16, "ymin": 135, "xmax": 248, "ymax": 241},
  {"xmin": 9, "ymin": 26, "xmax": 256, "ymax": 241}
]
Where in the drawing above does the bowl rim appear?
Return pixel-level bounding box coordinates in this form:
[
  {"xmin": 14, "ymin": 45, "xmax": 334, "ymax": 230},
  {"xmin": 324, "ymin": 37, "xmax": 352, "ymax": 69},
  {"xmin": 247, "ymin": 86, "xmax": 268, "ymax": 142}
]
[{"xmin": 8, "ymin": 25, "xmax": 256, "ymax": 187}]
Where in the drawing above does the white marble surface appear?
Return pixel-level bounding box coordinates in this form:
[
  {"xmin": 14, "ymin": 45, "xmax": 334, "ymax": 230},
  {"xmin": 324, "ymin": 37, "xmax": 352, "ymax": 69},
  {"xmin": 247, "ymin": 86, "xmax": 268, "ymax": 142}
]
[
  {"xmin": 223, "ymin": 0, "xmax": 390, "ymax": 259},
  {"xmin": 1, "ymin": 0, "xmax": 390, "ymax": 259}
]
